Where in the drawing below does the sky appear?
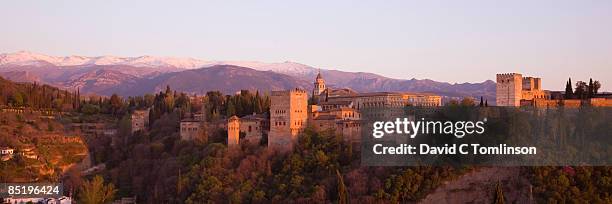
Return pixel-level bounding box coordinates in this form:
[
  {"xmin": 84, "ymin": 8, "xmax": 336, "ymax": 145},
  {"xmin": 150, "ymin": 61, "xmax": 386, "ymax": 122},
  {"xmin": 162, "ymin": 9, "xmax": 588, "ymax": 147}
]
[{"xmin": 1, "ymin": 0, "xmax": 611, "ymax": 91}]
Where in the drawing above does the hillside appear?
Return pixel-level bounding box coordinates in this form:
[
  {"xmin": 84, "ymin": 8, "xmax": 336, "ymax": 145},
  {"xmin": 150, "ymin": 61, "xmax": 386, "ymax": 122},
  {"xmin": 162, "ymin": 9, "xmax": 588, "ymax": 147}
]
[
  {"xmin": 0, "ymin": 111, "xmax": 87, "ymax": 182},
  {"xmin": 124, "ymin": 65, "xmax": 313, "ymax": 95}
]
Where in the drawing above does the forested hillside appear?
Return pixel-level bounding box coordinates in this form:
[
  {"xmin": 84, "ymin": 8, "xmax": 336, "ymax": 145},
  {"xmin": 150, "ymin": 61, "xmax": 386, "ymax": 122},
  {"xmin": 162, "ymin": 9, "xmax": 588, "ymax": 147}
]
[{"xmin": 0, "ymin": 76, "xmax": 80, "ymax": 111}]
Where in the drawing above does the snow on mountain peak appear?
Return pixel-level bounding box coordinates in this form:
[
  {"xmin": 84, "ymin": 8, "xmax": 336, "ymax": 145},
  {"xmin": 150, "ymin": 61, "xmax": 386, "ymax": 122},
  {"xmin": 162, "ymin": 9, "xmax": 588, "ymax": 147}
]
[
  {"xmin": 0, "ymin": 51, "xmax": 318, "ymax": 76},
  {"xmin": 0, "ymin": 51, "xmax": 209, "ymax": 68}
]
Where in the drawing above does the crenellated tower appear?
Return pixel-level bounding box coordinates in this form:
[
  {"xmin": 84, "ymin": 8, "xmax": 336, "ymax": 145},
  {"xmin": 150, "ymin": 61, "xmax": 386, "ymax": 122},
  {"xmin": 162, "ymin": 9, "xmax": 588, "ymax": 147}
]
[
  {"xmin": 268, "ymin": 88, "xmax": 308, "ymax": 151},
  {"xmin": 496, "ymin": 73, "xmax": 523, "ymax": 106}
]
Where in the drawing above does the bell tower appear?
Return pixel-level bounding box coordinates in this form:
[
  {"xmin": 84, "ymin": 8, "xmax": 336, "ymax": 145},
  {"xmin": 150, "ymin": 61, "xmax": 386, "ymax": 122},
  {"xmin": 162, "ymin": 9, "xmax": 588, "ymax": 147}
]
[{"xmin": 313, "ymin": 69, "xmax": 326, "ymax": 96}]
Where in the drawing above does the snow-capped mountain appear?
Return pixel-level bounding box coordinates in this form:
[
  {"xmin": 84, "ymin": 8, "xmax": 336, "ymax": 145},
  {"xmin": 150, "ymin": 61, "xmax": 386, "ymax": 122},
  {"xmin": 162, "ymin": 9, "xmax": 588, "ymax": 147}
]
[
  {"xmin": 206, "ymin": 61, "xmax": 318, "ymax": 77},
  {"xmin": 0, "ymin": 51, "xmax": 496, "ymax": 102},
  {"xmin": 0, "ymin": 51, "xmax": 317, "ymax": 75},
  {"xmin": 0, "ymin": 51, "xmax": 209, "ymax": 69}
]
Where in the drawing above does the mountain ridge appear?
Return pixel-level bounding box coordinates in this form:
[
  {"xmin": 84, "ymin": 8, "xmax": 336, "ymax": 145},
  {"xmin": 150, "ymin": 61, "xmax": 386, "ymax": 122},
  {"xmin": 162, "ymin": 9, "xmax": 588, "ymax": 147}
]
[{"xmin": 0, "ymin": 51, "xmax": 496, "ymax": 103}]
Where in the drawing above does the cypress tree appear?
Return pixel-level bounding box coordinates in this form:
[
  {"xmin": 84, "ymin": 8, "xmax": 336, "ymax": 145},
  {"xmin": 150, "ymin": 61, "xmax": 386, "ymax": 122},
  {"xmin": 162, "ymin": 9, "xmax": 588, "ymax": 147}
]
[
  {"xmin": 177, "ymin": 169, "xmax": 182, "ymax": 195},
  {"xmin": 253, "ymin": 96, "xmax": 262, "ymax": 114},
  {"xmin": 337, "ymin": 169, "xmax": 348, "ymax": 204},
  {"xmin": 226, "ymin": 101, "xmax": 236, "ymax": 117},
  {"xmin": 588, "ymin": 78, "xmax": 594, "ymax": 98},
  {"xmin": 494, "ymin": 181, "xmax": 505, "ymax": 204},
  {"xmin": 565, "ymin": 78, "xmax": 573, "ymax": 99}
]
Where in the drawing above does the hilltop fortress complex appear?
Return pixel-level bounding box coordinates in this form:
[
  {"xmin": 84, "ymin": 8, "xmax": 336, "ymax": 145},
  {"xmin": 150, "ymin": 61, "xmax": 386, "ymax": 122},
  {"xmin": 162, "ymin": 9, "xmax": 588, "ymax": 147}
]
[
  {"xmin": 496, "ymin": 73, "xmax": 547, "ymax": 106},
  {"xmin": 169, "ymin": 71, "xmax": 610, "ymax": 151},
  {"xmin": 227, "ymin": 71, "xmax": 442, "ymax": 151},
  {"xmin": 496, "ymin": 73, "xmax": 611, "ymax": 108}
]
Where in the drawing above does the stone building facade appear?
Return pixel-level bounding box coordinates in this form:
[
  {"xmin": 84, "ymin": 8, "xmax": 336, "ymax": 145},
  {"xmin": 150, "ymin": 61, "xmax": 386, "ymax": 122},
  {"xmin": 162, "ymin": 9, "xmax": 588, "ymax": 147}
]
[
  {"xmin": 314, "ymin": 85, "xmax": 442, "ymax": 109},
  {"xmin": 180, "ymin": 120, "xmax": 204, "ymax": 141},
  {"xmin": 308, "ymin": 105, "xmax": 362, "ymax": 144},
  {"xmin": 268, "ymin": 89, "xmax": 308, "ymax": 150},
  {"xmin": 227, "ymin": 116, "xmax": 240, "ymax": 147},
  {"xmin": 225, "ymin": 113, "xmax": 269, "ymax": 147},
  {"xmin": 239, "ymin": 114, "xmax": 268, "ymax": 144},
  {"xmin": 131, "ymin": 109, "xmax": 149, "ymax": 133}
]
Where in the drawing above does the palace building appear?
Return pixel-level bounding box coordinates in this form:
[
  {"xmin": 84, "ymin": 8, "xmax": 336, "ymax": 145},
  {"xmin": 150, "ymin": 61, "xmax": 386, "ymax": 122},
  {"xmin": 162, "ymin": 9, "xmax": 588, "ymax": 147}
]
[
  {"xmin": 312, "ymin": 72, "xmax": 442, "ymax": 109},
  {"xmin": 229, "ymin": 71, "xmax": 443, "ymax": 151}
]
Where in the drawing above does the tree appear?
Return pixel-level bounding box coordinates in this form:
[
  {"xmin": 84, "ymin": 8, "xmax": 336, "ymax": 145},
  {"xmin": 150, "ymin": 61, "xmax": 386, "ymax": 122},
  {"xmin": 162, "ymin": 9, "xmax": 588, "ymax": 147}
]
[
  {"xmin": 110, "ymin": 94, "xmax": 122, "ymax": 115},
  {"xmin": 337, "ymin": 170, "xmax": 348, "ymax": 204},
  {"xmin": 574, "ymin": 81, "xmax": 588, "ymax": 99},
  {"xmin": 79, "ymin": 175, "xmax": 117, "ymax": 204},
  {"xmin": 118, "ymin": 114, "xmax": 132, "ymax": 138},
  {"xmin": 588, "ymin": 78, "xmax": 594, "ymax": 98},
  {"xmin": 479, "ymin": 96, "xmax": 484, "ymax": 107},
  {"xmin": 592, "ymin": 80, "xmax": 601, "ymax": 94},
  {"xmin": 226, "ymin": 101, "xmax": 236, "ymax": 117},
  {"xmin": 494, "ymin": 181, "xmax": 505, "ymax": 204},
  {"xmin": 81, "ymin": 104, "xmax": 100, "ymax": 115},
  {"xmin": 11, "ymin": 92, "xmax": 24, "ymax": 107},
  {"xmin": 63, "ymin": 167, "xmax": 83, "ymax": 198},
  {"xmin": 253, "ymin": 91, "xmax": 263, "ymax": 113},
  {"xmin": 165, "ymin": 85, "xmax": 172, "ymax": 96},
  {"xmin": 460, "ymin": 97, "xmax": 475, "ymax": 107},
  {"xmin": 565, "ymin": 78, "xmax": 573, "ymax": 99}
]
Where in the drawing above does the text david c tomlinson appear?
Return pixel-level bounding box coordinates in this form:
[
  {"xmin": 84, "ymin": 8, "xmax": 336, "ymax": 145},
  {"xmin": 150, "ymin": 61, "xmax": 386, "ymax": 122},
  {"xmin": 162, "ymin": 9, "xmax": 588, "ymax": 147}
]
[{"xmin": 372, "ymin": 143, "xmax": 537, "ymax": 155}]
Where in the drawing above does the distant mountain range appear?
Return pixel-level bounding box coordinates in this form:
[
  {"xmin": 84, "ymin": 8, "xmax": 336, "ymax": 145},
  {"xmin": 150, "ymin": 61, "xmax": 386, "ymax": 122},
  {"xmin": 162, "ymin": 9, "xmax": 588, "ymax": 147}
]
[{"xmin": 0, "ymin": 51, "xmax": 496, "ymax": 103}]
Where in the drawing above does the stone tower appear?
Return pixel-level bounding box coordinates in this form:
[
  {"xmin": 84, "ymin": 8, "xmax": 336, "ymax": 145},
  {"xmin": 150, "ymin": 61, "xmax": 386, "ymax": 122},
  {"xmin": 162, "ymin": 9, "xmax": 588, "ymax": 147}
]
[
  {"xmin": 313, "ymin": 70, "xmax": 326, "ymax": 101},
  {"xmin": 227, "ymin": 116, "xmax": 240, "ymax": 147},
  {"xmin": 268, "ymin": 89, "xmax": 308, "ymax": 150},
  {"xmin": 496, "ymin": 73, "xmax": 523, "ymax": 106}
]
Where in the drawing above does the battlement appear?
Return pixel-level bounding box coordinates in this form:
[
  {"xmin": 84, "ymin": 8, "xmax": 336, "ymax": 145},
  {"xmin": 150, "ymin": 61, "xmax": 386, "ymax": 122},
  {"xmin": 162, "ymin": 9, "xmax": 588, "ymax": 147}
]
[
  {"xmin": 496, "ymin": 73, "xmax": 520, "ymax": 77},
  {"xmin": 272, "ymin": 88, "xmax": 307, "ymax": 96},
  {"xmin": 496, "ymin": 73, "xmax": 522, "ymax": 83},
  {"xmin": 290, "ymin": 88, "xmax": 307, "ymax": 93}
]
